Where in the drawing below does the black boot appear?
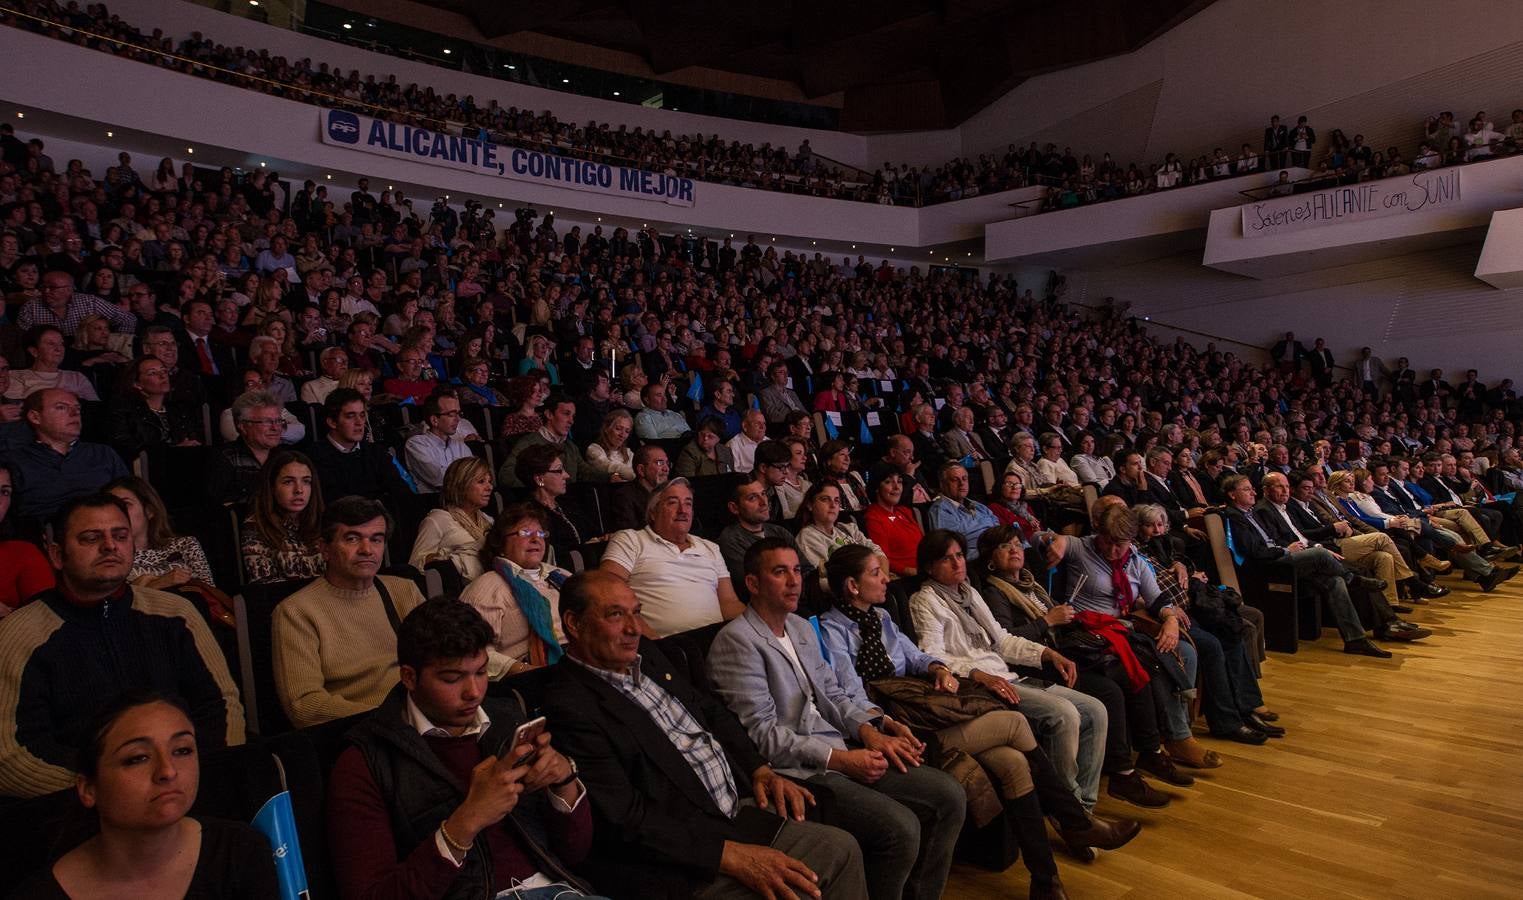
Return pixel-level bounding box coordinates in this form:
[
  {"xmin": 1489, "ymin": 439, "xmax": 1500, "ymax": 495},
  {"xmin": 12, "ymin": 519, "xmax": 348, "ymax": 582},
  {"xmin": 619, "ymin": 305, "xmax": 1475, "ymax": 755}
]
[
  {"xmin": 1021, "ymin": 745, "xmax": 1089, "ymax": 830},
  {"xmin": 1006, "ymin": 792, "xmax": 1061, "ymax": 885}
]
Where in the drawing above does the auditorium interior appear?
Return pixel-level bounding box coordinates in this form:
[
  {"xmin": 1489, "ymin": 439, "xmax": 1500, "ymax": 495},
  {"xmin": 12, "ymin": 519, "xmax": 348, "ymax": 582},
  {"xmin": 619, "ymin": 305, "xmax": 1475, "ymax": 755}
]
[{"xmin": 1, "ymin": 0, "xmax": 1521, "ymax": 898}]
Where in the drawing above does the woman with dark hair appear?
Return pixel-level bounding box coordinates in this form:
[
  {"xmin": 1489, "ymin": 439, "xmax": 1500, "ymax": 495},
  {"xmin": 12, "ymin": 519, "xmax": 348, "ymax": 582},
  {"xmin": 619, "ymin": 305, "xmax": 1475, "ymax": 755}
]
[
  {"xmin": 795, "ymin": 480, "xmax": 881, "ymax": 579},
  {"xmin": 105, "ymin": 476, "xmax": 214, "ymax": 590},
  {"xmin": 812, "ymin": 371, "xmax": 849, "ymax": 412},
  {"xmin": 516, "ymin": 442, "xmax": 597, "ymax": 564},
  {"xmin": 863, "ymin": 465, "xmax": 924, "ymax": 576},
  {"xmin": 110, "ymin": 357, "xmax": 202, "ymax": 458},
  {"xmin": 11, "ymin": 691, "xmax": 278, "ymax": 898},
  {"xmin": 6, "ymin": 325, "xmax": 98, "ymax": 401},
  {"xmin": 240, "ymin": 450, "xmax": 325, "ymax": 584},
  {"xmin": 497, "ymin": 374, "xmax": 547, "ymax": 440},
  {"xmin": 818, "ymin": 545, "xmax": 1138, "ymax": 898},
  {"xmin": 455, "ymin": 357, "xmax": 508, "ymax": 407},
  {"xmin": 907, "ymin": 528, "xmax": 1116, "ymax": 816},
  {"xmin": 987, "ymin": 470, "xmax": 1044, "ymax": 542},
  {"xmin": 461, "ymin": 502, "xmax": 573, "ymax": 677},
  {"xmin": 0, "ymin": 462, "xmax": 53, "ymax": 615},
  {"xmin": 821, "ymin": 439, "xmax": 870, "ymax": 512},
  {"xmin": 673, "ymin": 417, "xmax": 734, "ymax": 478}
]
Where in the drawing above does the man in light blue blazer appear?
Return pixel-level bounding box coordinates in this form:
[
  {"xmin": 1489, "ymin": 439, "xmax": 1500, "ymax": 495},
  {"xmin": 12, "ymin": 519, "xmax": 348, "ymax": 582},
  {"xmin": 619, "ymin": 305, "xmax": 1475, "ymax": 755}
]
[{"xmin": 706, "ymin": 537, "xmax": 965, "ymax": 900}]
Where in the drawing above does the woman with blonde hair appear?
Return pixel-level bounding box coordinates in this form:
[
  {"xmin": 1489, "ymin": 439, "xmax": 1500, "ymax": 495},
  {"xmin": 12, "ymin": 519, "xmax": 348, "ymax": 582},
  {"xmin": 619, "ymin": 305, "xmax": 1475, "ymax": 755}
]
[
  {"xmin": 516, "ymin": 334, "xmax": 560, "ymax": 383},
  {"xmin": 409, "ymin": 456, "xmax": 495, "ymax": 580},
  {"xmin": 240, "ymin": 273, "xmax": 287, "ymax": 329},
  {"xmin": 585, "ymin": 408, "xmax": 636, "ymax": 482}
]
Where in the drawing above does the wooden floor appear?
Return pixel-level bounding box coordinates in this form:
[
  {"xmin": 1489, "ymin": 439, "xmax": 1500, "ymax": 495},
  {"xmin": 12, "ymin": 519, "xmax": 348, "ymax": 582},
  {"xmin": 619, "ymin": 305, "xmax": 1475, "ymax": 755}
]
[{"xmin": 945, "ymin": 577, "xmax": 1523, "ymax": 899}]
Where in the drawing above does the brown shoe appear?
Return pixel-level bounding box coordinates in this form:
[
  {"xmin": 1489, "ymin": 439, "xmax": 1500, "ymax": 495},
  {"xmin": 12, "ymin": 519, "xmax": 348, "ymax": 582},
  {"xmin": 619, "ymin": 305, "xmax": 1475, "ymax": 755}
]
[
  {"xmin": 1165, "ymin": 737, "xmax": 1223, "ymax": 769},
  {"xmin": 1107, "ymin": 770, "xmax": 1171, "ymax": 808},
  {"xmin": 1136, "ymin": 749, "xmax": 1195, "ymax": 786},
  {"xmin": 1419, "ymin": 554, "xmax": 1452, "ymax": 574},
  {"xmin": 1031, "ymin": 877, "xmax": 1069, "ymax": 900},
  {"xmin": 1057, "ymin": 813, "xmax": 1142, "ymax": 852}
]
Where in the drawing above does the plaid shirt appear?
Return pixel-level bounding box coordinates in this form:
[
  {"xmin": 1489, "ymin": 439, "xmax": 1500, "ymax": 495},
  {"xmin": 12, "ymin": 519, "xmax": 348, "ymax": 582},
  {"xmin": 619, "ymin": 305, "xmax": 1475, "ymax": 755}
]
[
  {"xmin": 570, "ymin": 654, "xmax": 739, "ymax": 818},
  {"xmin": 17, "ymin": 293, "xmax": 138, "ymax": 336}
]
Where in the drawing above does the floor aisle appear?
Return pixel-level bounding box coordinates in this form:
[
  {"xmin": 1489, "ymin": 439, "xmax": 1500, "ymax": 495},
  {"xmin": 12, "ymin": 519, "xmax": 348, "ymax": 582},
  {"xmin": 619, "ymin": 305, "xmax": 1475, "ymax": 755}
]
[{"xmin": 944, "ymin": 578, "xmax": 1523, "ymax": 899}]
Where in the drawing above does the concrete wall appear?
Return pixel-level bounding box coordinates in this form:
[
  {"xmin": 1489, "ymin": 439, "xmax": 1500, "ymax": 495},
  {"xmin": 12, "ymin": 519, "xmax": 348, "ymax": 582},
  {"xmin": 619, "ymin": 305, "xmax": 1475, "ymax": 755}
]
[
  {"xmin": 105, "ymin": 0, "xmax": 873, "ymax": 168},
  {"xmin": 961, "ymin": 0, "xmax": 1523, "ymax": 173}
]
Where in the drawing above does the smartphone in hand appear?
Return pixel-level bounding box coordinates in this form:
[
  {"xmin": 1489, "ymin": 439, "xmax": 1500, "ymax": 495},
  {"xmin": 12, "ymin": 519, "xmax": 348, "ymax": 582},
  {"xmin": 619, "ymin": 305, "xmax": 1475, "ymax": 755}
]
[{"xmin": 502, "ymin": 716, "xmax": 548, "ymax": 767}]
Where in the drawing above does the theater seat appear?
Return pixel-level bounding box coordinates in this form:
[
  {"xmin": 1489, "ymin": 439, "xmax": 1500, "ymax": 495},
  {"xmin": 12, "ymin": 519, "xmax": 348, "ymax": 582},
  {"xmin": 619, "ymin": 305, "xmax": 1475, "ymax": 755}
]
[
  {"xmin": 1204, "ymin": 512, "xmax": 1300, "ymax": 653},
  {"xmin": 236, "ymin": 577, "xmax": 318, "ymax": 736},
  {"xmin": 884, "ymin": 574, "xmax": 928, "ymax": 643}
]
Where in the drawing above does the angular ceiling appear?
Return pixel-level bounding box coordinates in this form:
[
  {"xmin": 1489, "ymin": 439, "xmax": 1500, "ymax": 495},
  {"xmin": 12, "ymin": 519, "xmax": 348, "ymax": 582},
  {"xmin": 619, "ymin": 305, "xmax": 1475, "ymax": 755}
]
[{"xmin": 418, "ymin": 0, "xmax": 1219, "ymax": 131}]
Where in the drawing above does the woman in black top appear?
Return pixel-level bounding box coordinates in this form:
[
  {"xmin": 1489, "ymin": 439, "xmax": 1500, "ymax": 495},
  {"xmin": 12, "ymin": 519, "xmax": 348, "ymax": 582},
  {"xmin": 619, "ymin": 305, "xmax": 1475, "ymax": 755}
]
[
  {"xmin": 110, "ymin": 356, "xmax": 203, "ymax": 459},
  {"xmin": 13, "ymin": 691, "xmax": 277, "ymax": 899},
  {"xmin": 517, "ymin": 442, "xmax": 599, "ymax": 565}
]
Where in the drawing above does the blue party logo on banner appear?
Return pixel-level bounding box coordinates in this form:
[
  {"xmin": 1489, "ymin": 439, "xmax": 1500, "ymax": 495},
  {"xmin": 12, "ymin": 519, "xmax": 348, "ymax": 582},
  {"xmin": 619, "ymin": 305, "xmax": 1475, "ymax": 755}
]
[{"xmin": 326, "ymin": 110, "xmax": 361, "ymax": 144}]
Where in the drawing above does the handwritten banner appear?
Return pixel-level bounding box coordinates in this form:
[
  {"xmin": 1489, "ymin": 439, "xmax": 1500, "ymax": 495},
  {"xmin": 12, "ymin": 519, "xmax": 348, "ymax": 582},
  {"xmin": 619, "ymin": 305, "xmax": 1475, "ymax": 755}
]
[
  {"xmin": 1241, "ymin": 169, "xmax": 1461, "ymax": 238},
  {"xmin": 318, "ymin": 109, "xmax": 696, "ymax": 206}
]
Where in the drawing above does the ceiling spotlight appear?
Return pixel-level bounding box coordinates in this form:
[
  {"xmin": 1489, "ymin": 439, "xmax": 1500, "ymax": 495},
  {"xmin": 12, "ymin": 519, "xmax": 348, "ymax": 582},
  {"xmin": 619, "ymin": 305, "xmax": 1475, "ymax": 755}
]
[
  {"xmin": 259, "ymin": 161, "xmax": 266, "ymax": 167},
  {"xmin": 504, "ymin": 64, "xmax": 515, "ymax": 69},
  {"xmin": 443, "ymin": 48, "xmax": 452, "ymax": 54},
  {"xmin": 186, "ymin": 147, "xmax": 194, "ymax": 154},
  {"xmin": 105, "ymin": 130, "xmax": 113, "ymax": 137},
  {"xmin": 562, "ymin": 78, "xmax": 570, "ymax": 84},
  {"xmin": 15, "ymin": 112, "xmax": 23, "ymax": 118},
  {"xmin": 612, "ymin": 91, "xmax": 620, "ymax": 96},
  {"xmin": 326, "ymin": 174, "xmax": 332, "ymax": 179},
  {"xmin": 249, "ymin": 0, "xmax": 259, "ymax": 5},
  {"xmin": 343, "ymin": 23, "xmax": 352, "ymax": 30}
]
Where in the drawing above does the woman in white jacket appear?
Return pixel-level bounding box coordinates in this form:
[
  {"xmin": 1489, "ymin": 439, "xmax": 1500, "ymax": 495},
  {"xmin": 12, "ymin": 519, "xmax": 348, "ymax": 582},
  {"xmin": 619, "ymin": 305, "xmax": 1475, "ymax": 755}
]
[{"xmin": 907, "ymin": 528, "xmax": 1110, "ymax": 812}]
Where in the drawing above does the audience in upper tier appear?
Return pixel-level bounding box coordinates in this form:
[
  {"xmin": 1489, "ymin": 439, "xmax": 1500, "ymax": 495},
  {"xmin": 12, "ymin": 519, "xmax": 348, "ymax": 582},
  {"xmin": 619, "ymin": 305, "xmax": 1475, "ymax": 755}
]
[
  {"xmin": 5, "ymin": 17, "xmax": 1523, "ymax": 895},
  {"xmin": 8, "ymin": 1, "xmax": 1521, "ymax": 216}
]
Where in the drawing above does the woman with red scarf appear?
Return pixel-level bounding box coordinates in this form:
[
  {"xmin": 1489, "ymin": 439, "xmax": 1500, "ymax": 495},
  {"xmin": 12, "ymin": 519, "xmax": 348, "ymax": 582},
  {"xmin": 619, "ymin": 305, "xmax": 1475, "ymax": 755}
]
[{"xmin": 1037, "ymin": 503, "xmax": 1199, "ymax": 807}]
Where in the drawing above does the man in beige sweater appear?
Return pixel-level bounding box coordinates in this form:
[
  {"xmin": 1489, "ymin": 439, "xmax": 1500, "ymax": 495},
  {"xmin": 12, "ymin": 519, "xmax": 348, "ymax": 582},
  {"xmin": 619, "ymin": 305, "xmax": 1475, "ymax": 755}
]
[{"xmin": 273, "ymin": 496, "xmax": 425, "ymax": 728}]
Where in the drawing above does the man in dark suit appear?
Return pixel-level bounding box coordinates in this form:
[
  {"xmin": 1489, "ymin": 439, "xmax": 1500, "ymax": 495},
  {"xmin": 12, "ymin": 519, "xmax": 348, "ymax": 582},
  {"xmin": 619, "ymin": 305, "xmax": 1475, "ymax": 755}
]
[
  {"xmin": 308, "ymin": 389, "xmax": 411, "ymax": 503},
  {"xmin": 1307, "ymin": 338, "xmax": 1336, "ymax": 387},
  {"xmin": 542, "ymin": 571, "xmax": 868, "ymax": 898},
  {"xmin": 1263, "ymin": 115, "xmax": 1290, "ymax": 168},
  {"xmin": 1219, "ymin": 474, "xmax": 1391, "ymax": 657},
  {"xmin": 1257, "ymin": 473, "xmax": 1428, "ymax": 642},
  {"xmin": 1101, "ymin": 449, "xmax": 1151, "ymax": 506},
  {"xmin": 606, "ymin": 445, "xmax": 669, "ymax": 533},
  {"xmin": 1366, "ymin": 459, "xmax": 1509, "ymax": 589},
  {"xmin": 1269, "ymin": 332, "xmax": 1306, "ymax": 374}
]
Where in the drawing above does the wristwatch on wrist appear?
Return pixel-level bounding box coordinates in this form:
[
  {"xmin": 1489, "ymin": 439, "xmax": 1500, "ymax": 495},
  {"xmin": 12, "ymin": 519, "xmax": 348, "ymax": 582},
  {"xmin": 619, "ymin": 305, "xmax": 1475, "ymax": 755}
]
[{"xmin": 549, "ymin": 758, "xmax": 580, "ymax": 789}]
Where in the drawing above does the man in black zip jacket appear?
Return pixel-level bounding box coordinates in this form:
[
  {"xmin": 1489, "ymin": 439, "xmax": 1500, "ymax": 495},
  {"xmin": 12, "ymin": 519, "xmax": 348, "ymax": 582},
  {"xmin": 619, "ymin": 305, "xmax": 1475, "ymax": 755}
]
[
  {"xmin": 0, "ymin": 492, "xmax": 244, "ymax": 799},
  {"xmin": 326, "ymin": 599, "xmax": 602, "ymax": 900}
]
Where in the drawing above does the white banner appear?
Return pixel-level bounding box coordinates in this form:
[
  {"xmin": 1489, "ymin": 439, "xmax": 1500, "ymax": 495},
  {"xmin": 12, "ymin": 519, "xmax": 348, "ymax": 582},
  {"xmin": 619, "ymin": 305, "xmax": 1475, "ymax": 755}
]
[
  {"xmin": 1240, "ymin": 168, "xmax": 1461, "ymax": 238},
  {"xmin": 318, "ymin": 109, "xmax": 695, "ymax": 206}
]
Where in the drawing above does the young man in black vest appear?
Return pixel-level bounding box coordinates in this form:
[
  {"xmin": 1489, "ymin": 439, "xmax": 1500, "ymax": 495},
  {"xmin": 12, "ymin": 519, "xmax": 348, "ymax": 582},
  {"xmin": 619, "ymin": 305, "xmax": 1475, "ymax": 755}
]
[{"xmin": 326, "ymin": 599, "xmax": 606, "ymax": 900}]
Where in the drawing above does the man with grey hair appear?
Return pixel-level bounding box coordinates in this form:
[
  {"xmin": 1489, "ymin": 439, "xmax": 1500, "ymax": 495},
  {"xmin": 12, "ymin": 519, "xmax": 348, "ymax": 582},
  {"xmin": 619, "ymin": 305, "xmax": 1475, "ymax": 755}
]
[
  {"xmin": 600, "ymin": 477, "xmax": 744, "ymax": 637},
  {"xmin": 249, "ymin": 335, "xmax": 297, "ymax": 404},
  {"xmin": 299, "ymin": 346, "xmax": 349, "ymax": 404},
  {"xmin": 208, "ymin": 389, "xmax": 285, "ymax": 502}
]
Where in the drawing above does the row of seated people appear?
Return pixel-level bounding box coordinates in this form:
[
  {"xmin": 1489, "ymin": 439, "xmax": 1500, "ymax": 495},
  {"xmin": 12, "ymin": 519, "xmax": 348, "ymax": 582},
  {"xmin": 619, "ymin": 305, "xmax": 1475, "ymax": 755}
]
[{"xmin": 8, "ymin": 470, "xmax": 1312, "ymax": 899}]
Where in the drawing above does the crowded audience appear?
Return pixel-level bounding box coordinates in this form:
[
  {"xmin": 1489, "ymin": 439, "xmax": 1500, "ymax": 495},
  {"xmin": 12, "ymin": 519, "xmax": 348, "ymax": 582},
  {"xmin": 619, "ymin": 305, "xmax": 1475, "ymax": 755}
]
[{"xmin": 4, "ymin": 24, "xmax": 1523, "ymax": 896}]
